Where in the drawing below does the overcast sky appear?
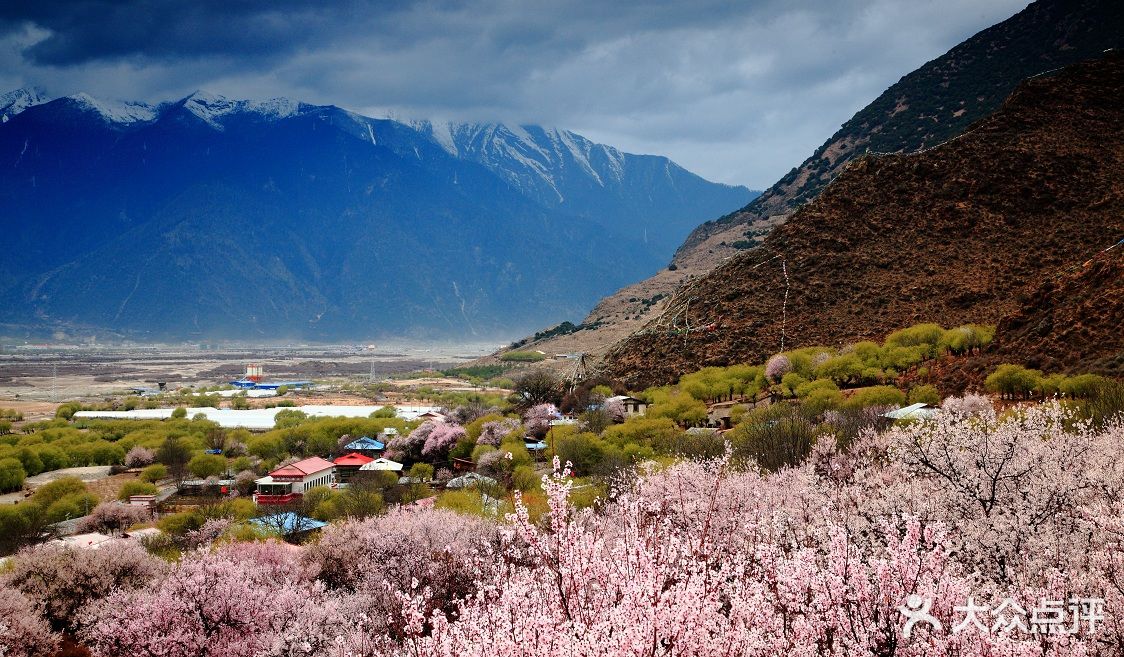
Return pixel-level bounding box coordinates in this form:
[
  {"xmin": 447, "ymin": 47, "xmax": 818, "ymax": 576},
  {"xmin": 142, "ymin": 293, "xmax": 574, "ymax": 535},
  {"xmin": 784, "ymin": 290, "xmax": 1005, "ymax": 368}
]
[{"xmin": 0, "ymin": 0, "xmax": 1029, "ymax": 188}]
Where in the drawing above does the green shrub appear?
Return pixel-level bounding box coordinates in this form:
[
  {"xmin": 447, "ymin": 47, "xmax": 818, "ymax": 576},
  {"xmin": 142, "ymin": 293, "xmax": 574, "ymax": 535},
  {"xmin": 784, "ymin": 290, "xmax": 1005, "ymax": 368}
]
[
  {"xmin": 793, "ymin": 378, "xmax": 839, "ymax": 398},
  {"xmin": 0, "ymin": 504, "xmax": 46, "ymax": 553},
  {"xmin": 802, "ymin": 387, "xmax": 845, "ymax": 416},
  {"xmin": 939, "ymin": 324, "xmax": 995, "ymax": 354},
  {"xmin": 471, "ymin": 444, "xmax": 497, "ymax": 462},
  {"xmin": 140, "ymin": 463, "xmax": 168, "ymax": 483},
  {"xmin": 31, "ymin": 476, "xmax": 88, "ymax": 507},
  {"xmin": 14, "ymin": 448, "xmax": 43, "ymax": 477},
  {"xmin": 44, "ymin": 492, "xmax": 99, "ymax": 523},
  {"xmin": 273, "ymin": 409, "xmax": 308, "ymax": 429},
  {"xmin": 814, "ymin": 354, "xmax": 864, "ymax": 385},
  {"xmin": 118, "ymin": 480, "xmax": 159, "ymax": 501},
  {"xmin": 188, "ymin": 453, "xmax": 226, "ymax": 479},
  {"xmin": 158, "ymin": 511, "xmax": 205, "ymax": 536},
  {"xmin": 512, "ymin": 465, "xmax": 540, "ymax": 491},
  {"xmin": 884, "ymin": 323, "xmax": 945, "ymax": 356},
  {"xmin": 1059, "ymin": 374, "xmax": 1108, "ymax": 399},
  {"xmin": 408, "ymin": 462, "xmax": 434, "ymax": 481},
  {"xmin": 500, "ymin": 351, "xmax": 546, "ymax": 362},
  {"xmin": 779, "ymin": 372, "xmax": 808, "ymax": 398},
  {"xmin": 1073, "ymin": 378, "xmax": 1124, "ymax": 429},
  {"xmin": 844, "ymin": 386, "xmax": 907, "ymax": 410},
  {"xmin": 55, "ymin": 403, "xmax": 83, "ymax": 421},
  {"xmin": 555, "ymin": 432, "xmax": 608, "ymax": 477},
  {"xmin": 602, "ymin": 416, "xmax": 683, "ymax": 453},
  {"xmin": 647, "ymin": 393, "xmax": 707, "ymax": 426},
  {"xmin": 879, "ymin": 346, "xmax": 927, "ymax": 371},
  {"xmin": 728, "ymin": 405, "xmax": 817, "ymax": 473},
  {"xmin": 436, "ymin": 488, "xmax": 511, "ymax": 517},
  {"xmin": 0, "ymin": 457, "xmax": 26, "ymax": 492},
  {"xmin": 35, "ymin": 446, "xmax": 69, "ymax": 472},
  {"xmin": 908, "ymin": 385, "xmax": 941, "ymax": 405}
]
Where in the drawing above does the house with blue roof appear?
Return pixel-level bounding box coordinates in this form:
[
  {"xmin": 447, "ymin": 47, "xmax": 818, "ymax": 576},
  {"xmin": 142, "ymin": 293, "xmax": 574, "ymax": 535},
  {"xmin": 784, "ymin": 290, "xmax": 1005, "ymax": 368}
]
[{"xmin": 344, "ymin": 436, "xmax": 385, "ymax": 453}]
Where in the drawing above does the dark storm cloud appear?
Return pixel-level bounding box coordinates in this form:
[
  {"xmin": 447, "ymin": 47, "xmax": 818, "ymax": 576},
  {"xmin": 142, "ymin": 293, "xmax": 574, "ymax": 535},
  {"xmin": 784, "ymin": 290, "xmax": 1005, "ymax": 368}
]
[
  {"xmin": 0, "ymin": 0, "xmax": 1029, "ymax": 186},
  {"xmin": 0, "ymin": 0, "xmax": 346, "ymax": 63}
]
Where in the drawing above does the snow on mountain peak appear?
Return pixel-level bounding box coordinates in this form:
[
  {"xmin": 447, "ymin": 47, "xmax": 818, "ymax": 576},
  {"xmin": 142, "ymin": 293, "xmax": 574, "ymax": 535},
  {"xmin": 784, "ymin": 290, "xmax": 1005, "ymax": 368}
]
[
  {"xmin": 410, "ymin": 119, "xmax": 459, "ymax": 156},
  {"xmin": 66, "ymin": 92, "xmax": 158, "ymax": 124},
  {"xmin": 180, "ymin": 91, "xmax": 303, "ymax": 128},
  {"xmin": 0, "ymin": 87, "xmax": 50, "ymax": 122}
]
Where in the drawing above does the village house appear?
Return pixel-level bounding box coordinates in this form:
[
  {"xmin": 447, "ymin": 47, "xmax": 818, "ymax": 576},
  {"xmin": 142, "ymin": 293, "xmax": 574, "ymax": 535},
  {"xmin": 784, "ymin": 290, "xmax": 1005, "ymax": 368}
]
[
  {"xmin": 342, "ymin": 435, "xmax": 385, "ymax": 456},
  {"xmin": 333, "ymin": 452, "xmax": 375, "ymax": 485},
  {"xmin": 359, "ymin": 457, "xmax": 404, "ymax": 473},
  {"xmin": 254, "ymin": 456, "xmax": 336, "ymax": 505},
  {"xmin": 607, "ymin": 395, "xmax": 648, "ymax": 418}
]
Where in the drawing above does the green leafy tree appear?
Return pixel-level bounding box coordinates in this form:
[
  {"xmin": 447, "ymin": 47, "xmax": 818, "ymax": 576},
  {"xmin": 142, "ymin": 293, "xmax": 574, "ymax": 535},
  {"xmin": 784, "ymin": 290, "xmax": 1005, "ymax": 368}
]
[
  {"xmin": 648, "ymin": 393, "xmax": 707, "ymax": 427},
  {"xmin": 273, "ymin": 409, "xmax": 308, "ymax": 429},
  {"xmin": 843, "ymin": 385, "xmax": 907, "ymax": 410},
  {"xmin": 728, "ymin": 404, "xmax": 818, "ymax": 473},
  {"xmin": 0, "ymin": 504, "xmax": 47, "ymax": 553},
  {"xmin": 512, "ymin": 369, "xmax": 561, "ymax": 409},
  {"xmin": 884, "ymin": 323, "xmax": 946, "ymax": 357},
  {"xmin": 985, "ymin": 364, "xmax": 1043, "ymax": 400},
  {"xmin": 157, "ymin": 436, "xmax": 192, "ymax": 482},
  {"xmin": 814, "ymin": 354, "xmax": 865, "ymax": 386},
  {"xmin": 188, "ymin": 453, "xmax": 226, "ymax": 479},
  {"xmin": 55, "ymin": 402, "xmax": 83, "ymax": 420}
]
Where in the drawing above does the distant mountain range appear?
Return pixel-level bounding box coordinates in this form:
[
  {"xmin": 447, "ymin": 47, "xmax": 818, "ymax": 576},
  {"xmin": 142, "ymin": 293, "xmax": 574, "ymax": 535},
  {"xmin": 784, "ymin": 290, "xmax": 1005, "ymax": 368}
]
[{"xmin": 0, "ymin": 91, "xmax": 753, "ymax": 340}]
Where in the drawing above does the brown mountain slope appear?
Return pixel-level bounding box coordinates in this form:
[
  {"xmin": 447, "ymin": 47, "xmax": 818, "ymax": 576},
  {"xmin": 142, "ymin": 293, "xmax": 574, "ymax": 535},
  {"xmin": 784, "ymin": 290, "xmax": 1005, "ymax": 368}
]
[
  {"xmin": 509, "ymin": 0, "xmax": 1124, "ymax": 360},
  {"xmin": 603, "ymin": 53, "xmax": 1124, "ymax": 387},
  {"xmin": 678, "ymin": 0, "xmax": 1124, "ymax": 261},
  {"xmin": 994, "ymin": 244, "xmax": 1124, "ymax": 376}
]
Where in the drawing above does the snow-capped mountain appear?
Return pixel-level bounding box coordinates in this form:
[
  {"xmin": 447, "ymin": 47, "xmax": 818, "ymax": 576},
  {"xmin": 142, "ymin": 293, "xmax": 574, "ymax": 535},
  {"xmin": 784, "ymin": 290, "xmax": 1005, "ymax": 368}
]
[
  {"xmin": 0, "ymin": 89, "xmax": 754, "ymax": 340},
  {"xmin": 411, "ymin": 121, "xmax": 729, "ymax": 253},
  {"xmin": 0, "ymin": 87, "xmax": 49, "ymax": 123}
]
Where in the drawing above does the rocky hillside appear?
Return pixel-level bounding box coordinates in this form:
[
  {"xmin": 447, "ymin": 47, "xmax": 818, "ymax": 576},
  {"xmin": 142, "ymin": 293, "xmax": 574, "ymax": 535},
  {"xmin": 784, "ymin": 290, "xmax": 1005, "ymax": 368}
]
[
  {"xmin": 604, "ymin": 52, "xmax": 1124, "ymax": 386},
  {"xmin": 680, "ymin": 0, "xmax": 1124, "ymax": 260},
  {"xmin": 993, "ymin": 243, "xmax": 1124, "ymax": 377},
  {"xmin": 0, "ymin": 92, "xmax": 749, "ymax": 341},
  {"xmin": 511, "ymin": 0, "xmax": 1124, "ymax": 360}
]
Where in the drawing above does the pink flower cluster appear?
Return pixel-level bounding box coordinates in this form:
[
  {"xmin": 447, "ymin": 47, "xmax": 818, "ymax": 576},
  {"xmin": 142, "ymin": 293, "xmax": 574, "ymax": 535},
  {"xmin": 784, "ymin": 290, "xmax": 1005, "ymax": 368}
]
[
  {"xmin": 2, "ymin": 403, "xmax": 1123, "ymax": 657},
  {"xmin": 523, "ymin": 403, "xmax": 557, "ymax": 439},
  {"xmin": 476, "ymin": 418, "xmax": 521, "ymax": 446},
  {"xmin": 76, "ymin": 501, "xmax": 152, "ymax": 535},
  {"xmin": 421, "ymin": 423, "xmax": 467, "ymax": 458}
]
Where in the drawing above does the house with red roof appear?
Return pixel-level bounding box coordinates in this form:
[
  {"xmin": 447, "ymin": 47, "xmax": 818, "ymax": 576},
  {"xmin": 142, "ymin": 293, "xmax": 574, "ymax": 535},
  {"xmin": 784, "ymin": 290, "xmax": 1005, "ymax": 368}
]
[
  {"xmin": 333, "ymin": 452, "xmax": 374, "ymax": 485},
  {"xmin": 254, "ymin": 457, "xmax": 336, "ymax": 505}
]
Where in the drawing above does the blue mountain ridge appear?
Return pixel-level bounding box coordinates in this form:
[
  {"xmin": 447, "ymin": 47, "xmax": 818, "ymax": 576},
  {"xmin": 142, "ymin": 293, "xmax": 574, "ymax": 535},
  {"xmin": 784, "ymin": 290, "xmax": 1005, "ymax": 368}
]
[{"xmin": 0, "ymin": 91, "xmax": 755, "ymax": 340}]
